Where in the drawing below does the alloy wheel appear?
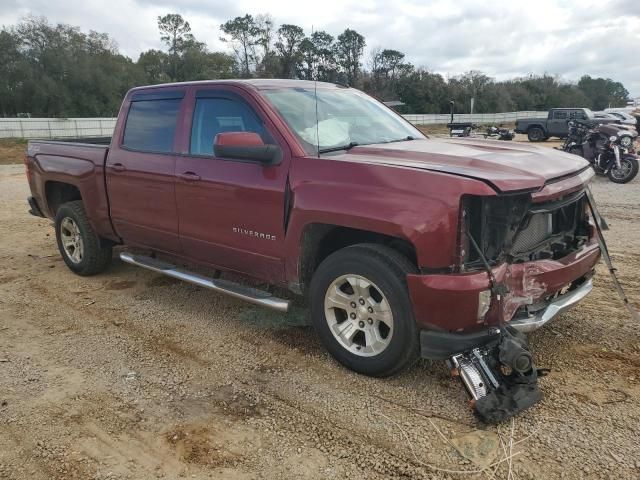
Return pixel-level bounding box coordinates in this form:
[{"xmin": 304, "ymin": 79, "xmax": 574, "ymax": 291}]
[
  {"xmin": 610, "ymin": 159, "xmax": 633, "ymax": 181},
  {"xmin": 60, "ymin": 217, "xmax": 84, "ymax": 264},
  {"xmin": 324, "ymin": 274, "xmax": 393, "ymax": 357}
]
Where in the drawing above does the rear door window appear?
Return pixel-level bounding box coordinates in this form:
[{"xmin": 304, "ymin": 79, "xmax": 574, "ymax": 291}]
[
  {"xmin": 553, "ymin": 111, "xmax": 568, "ymax": 120},
  {"xmin": 123, "ymin": 97, "xmax": 182, "ymax": 153},
  {"xmin": 190, "ymin": 97, "xmax": 270, "ymax": 156}
]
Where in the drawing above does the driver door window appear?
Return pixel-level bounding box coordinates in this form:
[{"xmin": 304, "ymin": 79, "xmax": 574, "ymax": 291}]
[{"xmin": 190, "ymin": 98, "xmax": 270, "ymax": 156}]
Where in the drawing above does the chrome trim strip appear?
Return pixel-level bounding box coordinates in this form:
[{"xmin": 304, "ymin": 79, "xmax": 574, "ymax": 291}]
[
  {"xmin": 509, "ymin": 279, "xmax": 593, "ymax": 333},
  {"xmin": 119, "ymin": 252, "xmax": 289, "ymax": 313}
]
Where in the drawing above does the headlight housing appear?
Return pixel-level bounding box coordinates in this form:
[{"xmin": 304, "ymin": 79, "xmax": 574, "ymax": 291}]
[
  {"xmin": 477, "ymin": 289, "xmax": 492, "ymax": 320},
  {"xmin": 620, "ymin": 135, "xmax": 633, "ymax": 148}
]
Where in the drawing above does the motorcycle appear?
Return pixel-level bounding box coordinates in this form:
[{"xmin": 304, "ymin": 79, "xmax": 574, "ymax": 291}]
[
  {"xmin": 484, "ymin": 125, "xmax": 515, "ymax": 141},
  {"xmin": 561, "ymin": 119, "xmax": 639, "ymax": 184}
]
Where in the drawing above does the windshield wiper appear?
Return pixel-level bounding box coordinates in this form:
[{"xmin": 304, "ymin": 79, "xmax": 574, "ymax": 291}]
[
  {"xmin": 387, "ymin": 136, "xmax": 415, "ymax": 143},
  {"xmin": 318, "ymin": 142, "xmax": 359, "ymax": 154}
]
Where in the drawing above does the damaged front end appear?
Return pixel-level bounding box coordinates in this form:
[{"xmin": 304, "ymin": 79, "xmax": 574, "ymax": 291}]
[
  {"xmin": 422, "ymin": 325, "xmax": 546, "ymax": 423},
  {"xmin": 447, "ymin": 326, "xmax": 545, "ymax": 423},
  {"xmin": 425, "ymin": 187, "xmax": 599, "ymax": 422}
]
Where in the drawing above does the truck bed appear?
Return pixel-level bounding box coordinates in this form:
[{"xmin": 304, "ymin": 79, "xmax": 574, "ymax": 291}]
[
  {"xmin": 28, "ymin": 138, "xmax": 111, "ymax": 167},
  {"xmin": 40, "ymin": 136, "xmax": 112, "ymax": 145},
  {"xmin": 26, "ymin": 137, "xmax": 114, "ymax": 240}
]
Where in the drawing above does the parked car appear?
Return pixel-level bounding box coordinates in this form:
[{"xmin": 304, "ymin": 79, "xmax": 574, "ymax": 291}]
[
  {"xmin": 600, "ymin": 110, "xmax": 637, "ymax": 126},
  {"xmin": 24, "ymin": 80, "xmax": 601, "ymax": 421},
  {"xmin": 593, "ymin": 112, "xmax": 619, "ymax": 120},
  {"xmin": 515, "ymin": 107, "xmax": 620, "ymax": 141}
]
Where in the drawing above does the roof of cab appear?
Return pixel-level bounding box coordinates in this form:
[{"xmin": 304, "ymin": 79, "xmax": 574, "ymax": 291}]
[{"xmin": 128, "ymin": 78, "xmax": 346, "ymax": 94}]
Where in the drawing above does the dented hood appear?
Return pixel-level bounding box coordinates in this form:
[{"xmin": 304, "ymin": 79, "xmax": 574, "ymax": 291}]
[{"xmin": 338, "ymin": 138, "xmax": 590, "ymax": 192}]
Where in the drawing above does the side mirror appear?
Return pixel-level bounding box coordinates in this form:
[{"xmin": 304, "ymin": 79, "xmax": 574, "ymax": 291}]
[{"xmin": 213, "ymin": 132, "xmax": 282, "ymax": 164}]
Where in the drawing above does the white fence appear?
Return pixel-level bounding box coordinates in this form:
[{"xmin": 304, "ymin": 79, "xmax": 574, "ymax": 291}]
[
  {"xmin": 0, "ymin": 111, "xmax": 550, "ymax": 139},
  {"xmin": 0, "ymin": 118, "xmax": 117, "ymax": 139},
  {"xmin": 403, "ymin": 111, "xmax": 549, "ymax": 125}
]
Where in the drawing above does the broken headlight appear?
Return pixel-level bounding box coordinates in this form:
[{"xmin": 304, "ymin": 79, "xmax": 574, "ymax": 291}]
[{"xmin": 457, "ymin": 193, "xmax": 531, "ymax": 271}]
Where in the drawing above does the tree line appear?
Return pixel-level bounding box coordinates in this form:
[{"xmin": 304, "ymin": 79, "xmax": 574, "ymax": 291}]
[{"xmin": 0, "ymin": 14, "xmax": 631, "ymax": 118}]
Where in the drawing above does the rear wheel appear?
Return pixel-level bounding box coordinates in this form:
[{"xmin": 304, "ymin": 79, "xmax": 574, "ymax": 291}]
[
  {"xmin": 527, "ymin": 127, "xmax": 546, "ymax": 142},
  {"xmin": 55, "ymin": 201, "xmax": 112, "ymax": 275},
  {"xmin": 608, "ymin": 156, "xmax": 639, "ymax": 184},
  {"xmin": 309, "ymin": 244, "xmax": 419, "ymax": 377}
]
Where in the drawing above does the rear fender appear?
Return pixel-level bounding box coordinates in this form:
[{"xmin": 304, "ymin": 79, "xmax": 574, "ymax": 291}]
[{"xmin": 30, "ymin": 154, "xmax": 117, "ymax": 241}]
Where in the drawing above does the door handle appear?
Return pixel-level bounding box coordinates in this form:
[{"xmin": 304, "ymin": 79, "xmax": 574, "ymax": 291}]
[
  {"xmin": 178, "ymin": 172, "xmax": 201, "ymax": 182},
  {"xmin": 110, "ymin": 163, "xmax": 126, "ymax": 172}
]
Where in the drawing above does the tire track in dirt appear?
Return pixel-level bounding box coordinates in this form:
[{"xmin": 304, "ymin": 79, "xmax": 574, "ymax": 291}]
[{"xmin": 19, "ymin": 273, "xmax": 477, "ymax": 479}]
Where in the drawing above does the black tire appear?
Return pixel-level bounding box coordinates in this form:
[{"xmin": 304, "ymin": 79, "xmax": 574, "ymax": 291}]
[
  {"xmin": 309, "ymin": 243, "xmax": 419, "ymax": 377},
  {"xmin": 527, "ymin": 127, "xmax": 546, "ymax": 142},
  {"xmin": 55, "ymin": 200, "xmax": 112, "ymax": 276},
  {"xmin": 608, "ymin": 156, "xmax": 639, "ymax": 184}
]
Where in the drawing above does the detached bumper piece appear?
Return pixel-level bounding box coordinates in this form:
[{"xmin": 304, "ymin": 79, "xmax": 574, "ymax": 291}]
[{"xmin": 445, "ymin": 327, "xmax": 544, "ymax": 423}]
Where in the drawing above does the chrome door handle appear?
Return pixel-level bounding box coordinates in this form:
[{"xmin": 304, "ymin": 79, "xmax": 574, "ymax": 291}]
[
  {"xmin": 178, "ymin": 172, "xmax": 201, "ymax": 181},
  {"xmin": 110, "ymin": 163, "xmax": 126, "ymax": 172}
]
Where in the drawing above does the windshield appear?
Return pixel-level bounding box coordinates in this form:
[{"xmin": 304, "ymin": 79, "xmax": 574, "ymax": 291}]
[{"xmin": 261, "ymin": 86, "xmax": 423, "ymax": 155}]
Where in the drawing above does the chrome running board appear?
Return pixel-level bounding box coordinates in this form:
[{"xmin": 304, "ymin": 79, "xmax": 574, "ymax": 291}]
[{"xmin": 119, "ymin": 252, "xmax": 289, "ymax": 312}]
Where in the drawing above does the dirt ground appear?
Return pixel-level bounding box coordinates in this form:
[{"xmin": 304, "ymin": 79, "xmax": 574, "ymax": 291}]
[
  {"xmin": 1, "ymin": 139, "xmax": 640, "ymax": 480},
  {"xmin": 0, "ymin": 139, "xmax": 27, "ymax": 166}
]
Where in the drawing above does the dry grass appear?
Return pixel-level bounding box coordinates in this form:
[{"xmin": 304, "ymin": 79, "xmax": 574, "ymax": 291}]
[
  {"xmin": 0, "ymin": 138, "xmax": 27, "ymax": 165},
  {"xmin": 417, "ymin": 124, "xmax": 452, "ymax": 135}
]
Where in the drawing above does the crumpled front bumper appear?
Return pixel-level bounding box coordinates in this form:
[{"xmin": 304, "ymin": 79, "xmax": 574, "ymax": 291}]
[
  {"xmin": 407, "ymin": 240, "xmax": 601, "ymax": 332},
  {"xmin": 509, "ymin": 278, "xmax": 593, "ymax": 333}
]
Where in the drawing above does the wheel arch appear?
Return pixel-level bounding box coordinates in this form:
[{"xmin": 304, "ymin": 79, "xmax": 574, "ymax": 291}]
[
  {"xmin": 45, "ymin": 181, "xmax": 82, "ymax": 216},
  {"xmin": 527, "ymin": 123, "xmax": 547, "ymax": 134},
  {"xmin": 296, "ymin": 223, "xmax": 418, "ymax": 294}
]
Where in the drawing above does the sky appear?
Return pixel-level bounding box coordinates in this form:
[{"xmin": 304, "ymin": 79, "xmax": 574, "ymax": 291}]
[{"xmin": 2, "ymin": 0, "xmax": 639, "ymax": 97}]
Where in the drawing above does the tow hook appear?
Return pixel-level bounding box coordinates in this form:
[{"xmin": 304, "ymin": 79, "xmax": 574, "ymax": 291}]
[{"xmin": 447, "ymin": 326, "xmax": 546, "ymax": 423}]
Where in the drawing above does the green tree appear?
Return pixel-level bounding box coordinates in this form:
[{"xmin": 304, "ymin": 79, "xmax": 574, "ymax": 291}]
[
  {"xmin": 157, "ymin": 14, "xmax": 194, "ymax": 81},
  {"xmin": 220, "ymin": 14, "xmax": 261, "ymax": 77},
  {"xmin": 138, "ymin": 49, "xmax": 170, "ymax": 84},
  {"xmin": 577, "ymin": 75, "xmax": 629, "ymax": 110},
  {"xmin": 0, "ymin": 30, "xmax": 23, "ymax": 115},
  {"xmin": 335, "ymin": 28, "xmax": 365, "ymax": 86},
  {"xmin": 275, "ymin": 24, "xmax": 305, "ymax": 78},
  {"xmin": 255, "ymin": 14, "xmax": 279, "ymax": 77},
  {"xmin": 3, "ymin": 16, "xmax": 144, "ymax": 117}
]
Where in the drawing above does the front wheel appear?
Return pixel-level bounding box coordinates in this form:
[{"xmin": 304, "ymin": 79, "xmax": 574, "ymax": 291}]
[
  {"xmin": 309, "ymin": 244, "xmax": 419, "ymax": 377},
  {"xmin": 608, "ymin": 156, "xmax": 639, "ymax": 184}
]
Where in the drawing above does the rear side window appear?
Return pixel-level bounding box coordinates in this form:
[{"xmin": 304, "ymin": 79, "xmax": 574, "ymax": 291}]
[
  {"xmin": 553, "ymin": 111, "xmax": 568, "ymax": 120},
  {"xmin": 190, "ymin": 97, "xmax": 269, "ymax": 156},
  {"xmin": 123, "ymin": 98, "xmax": 181, "ymax": 153}
]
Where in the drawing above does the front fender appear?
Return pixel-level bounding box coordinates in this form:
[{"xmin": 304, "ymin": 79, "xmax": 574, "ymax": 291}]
[{"xmin": 285, "ymin": 156, "xmax": 497, "ymax": 282}]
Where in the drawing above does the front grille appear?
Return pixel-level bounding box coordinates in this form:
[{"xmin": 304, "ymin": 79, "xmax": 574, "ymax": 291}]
[
  {"xmin": 510, "ymin": 194, "xmax": 588, "ymax": 259},
  {"xmin": 460, "ymin": 191, "xmax": 590, "ymax": 271},
  {"xmin": 512, "ymin": 213, "xmax": 553, "ymax": 253}
]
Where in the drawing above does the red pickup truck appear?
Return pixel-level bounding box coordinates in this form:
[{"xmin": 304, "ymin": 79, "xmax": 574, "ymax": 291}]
[{"xmin": 25, "ymin": 80, "xmax": 601, "ymax": 420}]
